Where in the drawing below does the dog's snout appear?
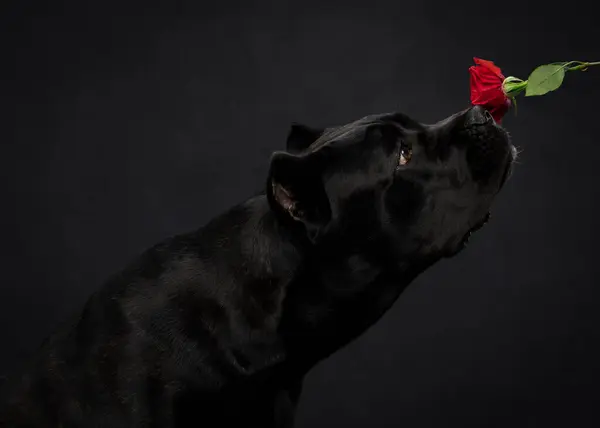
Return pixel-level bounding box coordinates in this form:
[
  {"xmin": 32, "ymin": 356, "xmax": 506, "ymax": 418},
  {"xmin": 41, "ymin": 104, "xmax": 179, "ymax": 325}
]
[{"xmin": 464, "ymin": 106, "xmax": 493, "ymax": 127}]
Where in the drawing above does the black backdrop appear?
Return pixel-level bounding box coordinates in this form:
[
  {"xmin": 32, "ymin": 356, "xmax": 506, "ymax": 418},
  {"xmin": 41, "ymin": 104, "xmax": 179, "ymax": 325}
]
[{"xmin": 2, "ymin": 1, "xmax": 600, "ymax": 427}]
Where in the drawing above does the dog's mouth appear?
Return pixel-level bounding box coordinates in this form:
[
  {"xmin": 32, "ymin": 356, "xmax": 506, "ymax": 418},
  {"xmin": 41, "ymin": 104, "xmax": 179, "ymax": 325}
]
[
  {"xmin": 497, "ymin": 148, "xmax": 515, "ymax": 190},
  {"xmin": 456, "ymin": 143, "xmax": 513, "ymax": 254},
  {"xmin": 448, "ymin": 109, "xmax": 515, "ymax": 255},
  {"xmin": 459, "ymin": 211, "xmax": 492, "ymax": 249}
]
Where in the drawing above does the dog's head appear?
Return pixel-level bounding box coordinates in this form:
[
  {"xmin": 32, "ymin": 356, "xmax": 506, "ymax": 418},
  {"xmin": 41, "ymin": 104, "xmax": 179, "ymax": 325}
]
[{"xmin": 267, "ymin": 106, "xmax": 515, "ymax": 268}]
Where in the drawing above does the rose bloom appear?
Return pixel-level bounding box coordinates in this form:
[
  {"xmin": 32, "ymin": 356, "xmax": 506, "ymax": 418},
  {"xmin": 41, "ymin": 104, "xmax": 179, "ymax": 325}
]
[{"xmin": 469, "ymin": 57, "xmax": 511, "ymax": 123}]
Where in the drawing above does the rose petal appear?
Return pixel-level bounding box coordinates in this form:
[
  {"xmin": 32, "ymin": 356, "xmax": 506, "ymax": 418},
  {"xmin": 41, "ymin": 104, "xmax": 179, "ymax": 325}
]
[
  {"xmin": 469, "ymin": 65, "xmax": 503, "ymax": 87},
  {"xmin": 470, "ymin": 86, "xmax": 506, "ymax": 106},
  {"xmin": 469, "ymin": 58, "xmax": 510, "ymax": 123},
  {"xmin": 473, "ymin": 57, "xmax": 505, "ymax": 79},
  {"xmin": 469, "ymin": 70, "xmax": 505, "ymax": 105}
]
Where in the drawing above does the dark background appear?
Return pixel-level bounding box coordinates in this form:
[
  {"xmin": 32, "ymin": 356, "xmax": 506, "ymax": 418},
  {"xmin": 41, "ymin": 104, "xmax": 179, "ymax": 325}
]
[{"xmin": 2, "ymin": 1, "xmax": 600, "ymax": 426}]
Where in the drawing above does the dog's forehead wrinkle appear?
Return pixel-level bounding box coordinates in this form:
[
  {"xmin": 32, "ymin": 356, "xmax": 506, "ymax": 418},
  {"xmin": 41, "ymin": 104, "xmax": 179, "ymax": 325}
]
[
  {"xmin": 379, "ymin": 112, "xmax": 425, "ymax": 131},
  {"xmin": 313, "ymin": 121, "xmax": 371, "ymax": 144},
  {"xmin": 308, "ymin": 114, "xmax": 407, "ymax": 152}
]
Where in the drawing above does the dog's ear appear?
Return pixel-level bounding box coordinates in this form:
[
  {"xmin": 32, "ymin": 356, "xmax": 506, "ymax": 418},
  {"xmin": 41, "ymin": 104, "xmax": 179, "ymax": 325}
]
[
  {"xmin": 286, "ymin": 123, "xmax": 325, "ymax": 153},
  {"xmin": 267, "ymin": 151, "xmax": 331, "ymax": 242}
]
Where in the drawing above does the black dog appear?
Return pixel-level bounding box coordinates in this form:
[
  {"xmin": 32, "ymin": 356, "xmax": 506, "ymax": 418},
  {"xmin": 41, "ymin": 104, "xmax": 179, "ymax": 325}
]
[{"xmin": 0, "ymin": 106, "xmax": 515, "ymax": 427}]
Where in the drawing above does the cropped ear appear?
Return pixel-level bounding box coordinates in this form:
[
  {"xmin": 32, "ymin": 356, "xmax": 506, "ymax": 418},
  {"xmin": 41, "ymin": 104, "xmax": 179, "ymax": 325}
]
[
  {"xmin": 267, "ymin": 151, "xmax": 331, "ymax": 243},
  {"xmin": 286, "ymin": 123, "xmax": 325, "ymax": 153}
]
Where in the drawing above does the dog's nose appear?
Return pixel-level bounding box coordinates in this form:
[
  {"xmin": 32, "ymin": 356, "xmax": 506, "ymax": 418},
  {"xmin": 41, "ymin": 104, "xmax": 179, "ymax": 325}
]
[{"xmin": 464, "ymin": 106, "xmax": 494, "ymax": 126}]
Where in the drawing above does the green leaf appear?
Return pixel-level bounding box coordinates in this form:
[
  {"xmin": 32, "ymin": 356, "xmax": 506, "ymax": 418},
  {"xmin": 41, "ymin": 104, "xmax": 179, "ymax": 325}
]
[{"xmin": 525, "ymin": 64, "xmax": 566, "ymax": 96}]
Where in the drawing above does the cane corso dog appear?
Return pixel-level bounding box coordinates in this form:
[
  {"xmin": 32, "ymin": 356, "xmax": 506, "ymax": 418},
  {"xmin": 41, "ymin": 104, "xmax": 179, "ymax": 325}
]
[{"xmin": 0, "ymin": 105, "xmax": 515, "ymax": 427}]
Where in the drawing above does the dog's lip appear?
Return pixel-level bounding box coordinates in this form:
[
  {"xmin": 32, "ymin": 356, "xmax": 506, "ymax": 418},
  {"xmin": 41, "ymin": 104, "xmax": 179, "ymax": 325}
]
[
  {"xmin": 497, "ymin": 157, "xmax": 512, "ymax": 189},
  {"xmin": 496, "ymin": 143, "xmax": 517, "ymax": 191}
]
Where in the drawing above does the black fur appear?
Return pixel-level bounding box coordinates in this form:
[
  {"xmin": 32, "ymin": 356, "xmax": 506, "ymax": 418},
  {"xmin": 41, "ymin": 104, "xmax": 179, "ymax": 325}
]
[{"xmin": 0, "ymin": 106, "xmax": 515, "ymax": 427}]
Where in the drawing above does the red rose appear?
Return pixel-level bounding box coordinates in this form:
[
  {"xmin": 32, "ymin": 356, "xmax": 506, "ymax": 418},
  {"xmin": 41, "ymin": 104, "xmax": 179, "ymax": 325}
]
[{"xmin": 469, "ymin": 57, "xmax": 511, "ymax": 123}]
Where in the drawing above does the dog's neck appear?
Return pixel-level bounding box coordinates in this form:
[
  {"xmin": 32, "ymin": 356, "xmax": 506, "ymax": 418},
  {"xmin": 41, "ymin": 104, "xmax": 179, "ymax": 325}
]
[{"xmin": 225, "ymin": 194, "xmax": 429, "ymax": 372}]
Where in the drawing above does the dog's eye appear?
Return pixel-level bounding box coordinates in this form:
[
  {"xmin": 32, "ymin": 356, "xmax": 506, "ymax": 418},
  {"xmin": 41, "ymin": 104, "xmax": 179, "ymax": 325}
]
[{"xmin": 398, "ymin": 140, "xmax": 413, "ymax": 166}]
